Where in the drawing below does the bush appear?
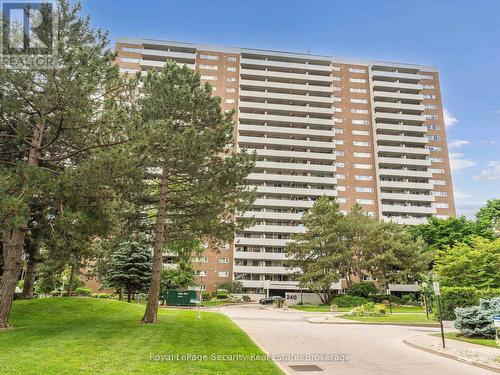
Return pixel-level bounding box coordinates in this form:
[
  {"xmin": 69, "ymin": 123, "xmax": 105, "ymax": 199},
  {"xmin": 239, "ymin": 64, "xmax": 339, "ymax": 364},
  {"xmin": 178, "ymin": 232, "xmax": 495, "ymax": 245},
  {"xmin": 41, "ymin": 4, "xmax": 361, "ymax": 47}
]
[
  {"xmin": 74, "ymin": 287, "xmax": 92, "ymax": 297},
  {"xmin": 346, "ymin": 282, "xmax": 378, "ymax": 298},
  {"xmin": 438, "ymin": 287, "xmax": 500, "ymax": 320},
  {"xmin": 332, "ymin": 295, "xmax": 368, "ymax": 308},
  {"xmin": 50, "ymin": 290, "xmax": 68, "ymax": 297},
  {"xmin": 348, "ymin": 302, "xmax": 387, "ymax": 317},
  {"xmin": 216, "ymin": 290, "xmax": 228, "ymax": 300},
  {"xmin": 202, "ymin": 291, "xmax": 212, "ymax": 301},
  {"xmin": 92, "ymin": 293, "xmax": 111, "ymax": 299},
  {"xmin": 369, "ymin": 294, "xmax": 402, "ymax": 305},
  {"xmin": 242, "ymin": 295, "xmax": 251, "ymax": 303},
  {"xmin": 454, "ymin": 297, "xmax": 500, "ymax": 338}
]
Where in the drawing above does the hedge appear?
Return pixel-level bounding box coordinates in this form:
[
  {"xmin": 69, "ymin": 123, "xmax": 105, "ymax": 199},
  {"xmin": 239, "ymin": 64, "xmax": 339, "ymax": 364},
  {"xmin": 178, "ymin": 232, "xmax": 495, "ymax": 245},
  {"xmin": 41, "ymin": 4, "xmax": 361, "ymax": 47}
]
[
  {"xmin": 437, "ymin": 286, "xmax": 500, "ymax": 320},
  {"xmin": 331, "ymin": 295, "xmax": 367, "ymax": 308}
]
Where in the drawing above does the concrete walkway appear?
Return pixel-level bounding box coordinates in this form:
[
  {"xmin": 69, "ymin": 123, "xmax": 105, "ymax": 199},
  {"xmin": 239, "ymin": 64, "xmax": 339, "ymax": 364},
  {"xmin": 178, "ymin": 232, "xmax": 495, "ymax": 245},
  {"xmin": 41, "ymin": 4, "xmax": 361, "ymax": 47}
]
[{"xmin": 222, "ymin": 304, "xmax": 495, "ymax": 375}]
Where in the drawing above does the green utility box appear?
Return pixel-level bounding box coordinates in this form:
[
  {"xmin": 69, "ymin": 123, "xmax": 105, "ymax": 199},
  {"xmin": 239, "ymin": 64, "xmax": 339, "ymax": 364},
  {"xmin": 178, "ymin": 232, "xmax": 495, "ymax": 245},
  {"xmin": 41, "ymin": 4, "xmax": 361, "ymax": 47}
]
[{"xmin": 162, "ymin": 289, "xmax": 198, "ymax": 306}]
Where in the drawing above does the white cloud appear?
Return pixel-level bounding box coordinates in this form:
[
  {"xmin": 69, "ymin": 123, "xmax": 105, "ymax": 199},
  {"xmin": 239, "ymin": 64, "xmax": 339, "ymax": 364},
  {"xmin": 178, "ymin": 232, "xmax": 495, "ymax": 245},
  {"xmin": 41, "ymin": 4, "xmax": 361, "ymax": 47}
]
[
  {"xmin": 474, "ymin": 160, "xmax": 500, "ymax": 180},
  {"xmin": 443, "ymin": 108, "xmax": 458, "ymax": 128},
  {"xmin": 449, "ymin": 152, "xmax": 477, "ymax": 171},
  {"xmin": 448, "ymin": 139, "xmax": 470, "ymax": 148},
  {"xmin": 453, "ymin": 189, "xmax": 470, "ymax": 201}
]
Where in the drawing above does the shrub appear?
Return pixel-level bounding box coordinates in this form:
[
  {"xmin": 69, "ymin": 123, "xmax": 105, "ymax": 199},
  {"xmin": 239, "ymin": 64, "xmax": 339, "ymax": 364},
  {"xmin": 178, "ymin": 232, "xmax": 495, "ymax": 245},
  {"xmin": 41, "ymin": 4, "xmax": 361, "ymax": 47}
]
[
  {"xmin": 216, "ymin": 290, "xmax": 228, "ymax": 300},
  {"xmin": 74, "ymin": 287, "xmax": 92, "ymax": 297},
  {"xmin": 50, "ymin": 290, "xmax": 68, "ymax": 297},
  {"xmin": 202, "ymin": 291, "xmax": 212, "ymax": 301},
  {"xmin": 369, "ymin": 294, "xmax": 402, "ymax": 305},
  {"xmin": 242, "ymin": 295, "xmax": 251, "ymax": 303},
  {"xmin": 348, "ymin": 302, "xmax": 386, "ymax": 317},
  {"xmin": 332, "ymin": 295, "xmax": 367, "ymax": 308},
  {"xmin": 346, "ymin": 282, "xmax": 378, "ymax": 298},
  {"xmin": 92, "ymin": 293, "xmax": 111, "ymax": 299},
  {"xmin": 438, "ymin": 287, "xmax": 500, "ymax": 320},
  {"xmin": 454, "ymin": 297, "xmax": 500, "ymax": 338}
]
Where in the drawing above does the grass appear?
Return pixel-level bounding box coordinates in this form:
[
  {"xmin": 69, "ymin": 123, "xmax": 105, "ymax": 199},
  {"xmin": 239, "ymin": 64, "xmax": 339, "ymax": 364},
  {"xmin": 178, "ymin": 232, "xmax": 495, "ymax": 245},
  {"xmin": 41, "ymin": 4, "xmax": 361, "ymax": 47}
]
[
  {"xmin": 0, "ymin": 298, "xmax": 282, "ymax": 375},
  {"xmin": 340, "ymin": 313, "xmax": 437, "ymax": 324},
  {"xmin": 202, "ymin": 300, "xmax": 234, "ymax": 307},
  {"xmin": 441, "ymin": 332, "xmax": 499, "ymax": 349},
  {"xmin": 292, "ymin": 304, "xmax": 425, "ymax": 313}
]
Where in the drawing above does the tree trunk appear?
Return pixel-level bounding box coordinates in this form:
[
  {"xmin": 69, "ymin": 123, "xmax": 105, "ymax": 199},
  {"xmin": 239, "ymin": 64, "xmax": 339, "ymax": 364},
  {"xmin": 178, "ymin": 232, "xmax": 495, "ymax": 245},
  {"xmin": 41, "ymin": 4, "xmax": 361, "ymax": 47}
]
[
  {"xmin": 142, "ymin": 171, "xmax": 168, "ymax": 323},
  {"xmin": 0, "ymin": 228, "xmax": 26, "ymax": 328},
  {"xmin": 20, "ymin": 252, "xmax": 36, "ymax": 299},
  {"xmin": 68, "ymin": 262, "xmax": 76, "ymax": 297},
  {"xmin": 119, "ymin": 287, "xmax": 123, "ymax": 301},
  {"xmin": 127, "ymin": 288, "xmax": 131, "ymax": 303},
  {"xmin": 0, "ymin": 117, "xmax": 45, "ymax": 328}
]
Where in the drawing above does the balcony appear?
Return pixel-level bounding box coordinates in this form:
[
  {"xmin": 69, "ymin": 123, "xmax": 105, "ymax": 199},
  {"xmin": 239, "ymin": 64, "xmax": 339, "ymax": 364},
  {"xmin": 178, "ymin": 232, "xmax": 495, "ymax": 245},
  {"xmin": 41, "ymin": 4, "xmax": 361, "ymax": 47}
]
[
  {"xmin": 380, "ymin": 192, "xmax": 435, "ymax": 202},
  {"xmin": 244, "ymin": 225, "xmax": 306, "ymax": 234},
  {"xmin": 239, "ymin": 90, "xmax": 333, "ymax": 104},
  {"xmin": 251, "ymin": 198, "xmax": 315, "ymax": 209},
  {"xmin": 381, "ymin": 204, "xmax": 436, "ymax": 215},
  {"xmin": 372, "ymin": 91, "xmax": 424, "ymax": 101},
  {"xmin": 255, "ymin": 185, "xmax": 337, "ymax": 197},
  {"xmin": 377, "ymin": 145, "xmax": 429, "ymax": 156},
  {"xmin": 240, "ymin": 68, "xmax": 333, "ymax": 83},
  {"xmin": 254, "ymin": 161, "xmax": 336, "ymax": 173},
  {"xmin": 376, "ymin": 134, "xmax": 428, "ymax": 144},
  {"xmin": 239, "ymin": 79, "xmax": 333, "ymax": 93},
  {"xmin": 377, "ymin": 156, "xmax": 431, "ymax": 167},
  {"xmin": 238, "ymin": 112, "xmax": 334, "ymax": 126},
  {"xmin": 378, "ymin": 168, "xmax": 432, "ymax": 178},
  {"xmin": 373, "ymin": 101, "xmax": 425, "ymax": 112},
  {"xmin": 371, "ymin": 70, "xmax": 426, "ymax": 82},
  {"xmin": 140, "ymin": 59, "xmax": 196, "ymax": 70},
  {"xmin": 381, "ymin": 216, "xmax": 429, "ymax": 225},
  {"xmin": 141, "ymin": 48, "xmax": 196, "ymax": 60},
  {"xmin": 238, "ymin": 135, "xmax": 335, "ymax": 150},
  {"xmin": 239, "ymin": 148, "xmax": 336, "ymax": 161},
  {"xmin": 238, "ymin": 211, "xmax": 304, "ymax": 220},
  {"xmin": 379, "ymin": 180, "xmax": 433, "ymax": 190},
  {"xmin": 234, "ymin": 251, "xmax": 289, "ymax": 260},
  {"xmin": 371, "ymin": 80, "xmax": 423, "ymax": 91},
  {"xmin": 376, "ymin": 123, "xmax": 427, "ymax": 133},
  {"xmin": 238, "ymin": 124, "xmax": 335, "ymax": 138},
  {"xmin": 239, "ymin": 101, "xmax": 335, "ymax": 115},
  {"xmin": 233, "ymin": 265, "xmax": 299, "ymax": 274},
  {"xmin": 246, "ymin": 173, "xmax": 337, "ymax": 185},
  {"xmin": 374, "ymin": 112, "xmax": 426, "ymax": 122},
  {"xmin": 241, "ymin": 58, "xmax": 332, "ymax": 73}
]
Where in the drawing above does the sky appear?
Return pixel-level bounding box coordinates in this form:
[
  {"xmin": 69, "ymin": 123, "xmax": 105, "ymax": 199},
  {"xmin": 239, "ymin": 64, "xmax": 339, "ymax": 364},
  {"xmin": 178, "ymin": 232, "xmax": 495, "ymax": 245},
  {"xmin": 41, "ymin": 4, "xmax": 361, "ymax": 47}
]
[{"xmin": 79, "ymin": 0, "xmax": 500, "ymax": 218}]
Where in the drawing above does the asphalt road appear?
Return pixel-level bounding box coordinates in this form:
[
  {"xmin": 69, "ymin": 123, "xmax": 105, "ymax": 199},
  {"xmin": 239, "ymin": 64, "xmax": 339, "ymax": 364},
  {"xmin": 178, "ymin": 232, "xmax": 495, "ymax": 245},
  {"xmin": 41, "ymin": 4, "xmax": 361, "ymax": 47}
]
[{"xmin": 222, "ymin": 304, "xmax": 493, "ymax": 375}]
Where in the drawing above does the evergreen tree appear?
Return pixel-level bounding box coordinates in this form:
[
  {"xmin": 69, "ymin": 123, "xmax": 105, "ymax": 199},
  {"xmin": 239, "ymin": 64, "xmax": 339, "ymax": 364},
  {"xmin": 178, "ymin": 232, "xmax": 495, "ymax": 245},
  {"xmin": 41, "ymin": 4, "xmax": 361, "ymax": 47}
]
[{"xmin": 105, "ymin": 241, "xmax": 152, "ymax": 303}]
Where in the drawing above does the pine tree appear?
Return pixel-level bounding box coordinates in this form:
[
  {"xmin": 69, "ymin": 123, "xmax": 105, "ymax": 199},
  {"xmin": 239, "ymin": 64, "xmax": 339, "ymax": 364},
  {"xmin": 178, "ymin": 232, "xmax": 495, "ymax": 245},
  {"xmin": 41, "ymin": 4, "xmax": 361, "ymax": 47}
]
[{"xmin": 105, "ymin": 241, "xmax": 152, "ymax": 303}]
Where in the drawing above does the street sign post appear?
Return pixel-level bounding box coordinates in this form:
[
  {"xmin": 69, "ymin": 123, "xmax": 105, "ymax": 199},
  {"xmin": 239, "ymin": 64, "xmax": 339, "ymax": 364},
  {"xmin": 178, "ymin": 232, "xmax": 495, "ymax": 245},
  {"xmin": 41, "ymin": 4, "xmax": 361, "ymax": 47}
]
[
  {"xmin": 494, "ymin": 316, "xmax": 500, "ymax": 346},
  {"xmin": 433, "ymin": 282, "xmax": 445, "ymax": 348}
]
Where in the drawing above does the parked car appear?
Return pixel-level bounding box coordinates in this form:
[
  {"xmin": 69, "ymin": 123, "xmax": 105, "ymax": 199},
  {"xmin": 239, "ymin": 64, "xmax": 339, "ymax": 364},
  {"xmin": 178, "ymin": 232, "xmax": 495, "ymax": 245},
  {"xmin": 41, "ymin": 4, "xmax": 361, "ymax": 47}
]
[{"xmin": 259, "ymin": 296, "xmax": 284, "ymax": 305}]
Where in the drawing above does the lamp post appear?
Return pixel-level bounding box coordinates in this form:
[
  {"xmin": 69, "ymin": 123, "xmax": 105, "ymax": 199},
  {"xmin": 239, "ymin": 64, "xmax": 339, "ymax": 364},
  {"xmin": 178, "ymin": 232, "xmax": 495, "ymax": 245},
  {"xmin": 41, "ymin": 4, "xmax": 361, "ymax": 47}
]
[
  {"xmin": 386, "ymin": 286, "xmax": 392, "ymax": 314},
  {"xmin": 197, "ymin": 274, "xmax": 204, "ymax": 320},
  {"xmin": 421, "ymin": 282, "xmax": 429, "ymax": 320},
  {"xmin": 434, "ymin": 282, "xmax": 446, "ymax": 348}
]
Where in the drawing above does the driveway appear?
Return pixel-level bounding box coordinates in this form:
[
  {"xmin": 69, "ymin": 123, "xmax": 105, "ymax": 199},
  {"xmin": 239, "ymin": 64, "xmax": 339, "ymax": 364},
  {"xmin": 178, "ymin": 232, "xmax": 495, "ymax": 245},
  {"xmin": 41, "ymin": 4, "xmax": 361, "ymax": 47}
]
[{"xmin": 222, "ymin": 304, "xmax": 492, "ymax": 375}]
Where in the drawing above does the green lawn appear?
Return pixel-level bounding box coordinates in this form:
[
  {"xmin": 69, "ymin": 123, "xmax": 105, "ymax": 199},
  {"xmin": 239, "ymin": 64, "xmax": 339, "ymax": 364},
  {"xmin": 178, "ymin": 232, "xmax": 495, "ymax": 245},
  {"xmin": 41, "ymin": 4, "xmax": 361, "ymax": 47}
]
[
  {"xmin": 340, "ymin": 313, "xmax": 437, "ymax": 324},
  {"xmin": 0, "ymin": 298, "xmax": 282, "ymax": 375},
  {"xmin": 202, "ymin": 300, "xmax": 234, "ymax": 307},
  {"xmin": 292, "ymin": 304, "xmax": 425, "ymax": 313},
  {"xmin": 441, "ymin": 333, "xmax": 499, "ymax": 349}
]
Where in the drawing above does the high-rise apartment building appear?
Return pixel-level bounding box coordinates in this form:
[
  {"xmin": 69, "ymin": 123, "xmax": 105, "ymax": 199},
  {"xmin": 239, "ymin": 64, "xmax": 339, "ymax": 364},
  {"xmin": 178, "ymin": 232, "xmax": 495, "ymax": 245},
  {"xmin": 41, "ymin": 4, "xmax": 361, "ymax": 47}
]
[{"xmin": 115, "ymin": 37, "xmax": 455, "ymax": 295}]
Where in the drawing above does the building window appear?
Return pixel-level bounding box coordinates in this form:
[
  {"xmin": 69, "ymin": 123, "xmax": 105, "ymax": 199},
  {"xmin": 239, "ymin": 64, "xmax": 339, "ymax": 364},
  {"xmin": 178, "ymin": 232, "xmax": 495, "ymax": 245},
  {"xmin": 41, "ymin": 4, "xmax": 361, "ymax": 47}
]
[
  {"xmin": 425, "ymin": 135, "xmax": 441, "ymax": 141},
  {"xmin": 336, "ymin": 162, "xmax": 345, "ymax": 168},
  {"xmin": 200, "ymin": 54, "xmax": 218, "ymax": 60},
  {"xmin": 354, "ymin": 163, "xmax": 372, "ymax": 169},
  {"xmin": 201, "ymin": 75, "xmax": 217, "ymax": 81},
  {"xmin": 355, "ymin": 186, "xmax": 373, "ymax": 193},
  {"xmin": 427, "ymin": 124, "xmax": 440, "ymax": 130},
  {"xmin": 337, "ymin": 197, "xmax": 347, "ymax": 203},
  {"xmin": 226, "ymin": 99, "xmax": 235, "ymax": 104},
  {"xmin": 352, "ymin": 130, "xmax": 369, "ymax": 136},
  {"xmin": 353, "ymin": 152, "xmax": 371, "ymax": 158},
  {"xmin": 199, "ymin": 64, "xmax": 218, "ymax": 70},
  {"xmin": 226, "ymin": 77, "xmax": 236, "ymax": 82},
  {"xmin": 226, "ymin": 88, "xmax": 236, "ymax": 93},
  {"xmin": 356, "ymin": 199, "xmax": 374, "ymax": 205},
  {"xmin": 351, "ymin": 98, "xmax": 368, "ymax": 104},
  {"xmin": 336, "ymin": 174, "xmax": 345, "ymax": 179},
  {"xmin": 430, "ymin": 179, "xmax": 446, "ymax": 186},
  {"xmin": 427, "ymin": 146, "xmax": 442, "ymax": 152},
  {"xmin": 332, "ymin": 86, "xmax": 341, "ymax": 92},
  {"xmin": 352, "ymin": 119, "xmax": 369, "ymax": 125},
  {"xmin": 353, "ymin": 141, "xmax": 370, "ymax": 147},
  {"xmin": 219, "ymin": 257, "xmax": 230, "ymax": 264},
  {"xmin": 122, "ymin": 47, "xmax": 142, "ymax": 53},
  {"xmin": 429, "ymin": 157, "xmax": 443, "ymax": 162},
  {"xmin": 424, "ymin": 104, "xmax": 438, "ymax": 109},
  {"xmin": 432, "ymin": 191, "xmax": 448, "ymax": 197},
  {"xmin": 334, "ymin": 140, "xmax": 344, "ymax": 145},
  {"xmin": 349, "ymin": 78, "xmax": 366, "ymax": 83},
  {"xmin": 332, "ymin": 66, "xmax": 341, "ymax": 71},
  {"xmin": 337, "ymin": 185, "xmax": 346, "ymax": 191},
  {"xmin": 333, "ymin": 96, "xmax": 342, "ymax": 102},
  {"xmin": 433, "ymin": 203, "xmax": 449, "ymax": 209},
  {"xmin": 120, "ymin": 57, "xmax": 140, "ymax": 63},
  {"xmin": 429, "ymin": 168, "xmax": 444, "ymax": 174},
  {"xmin": 332, "ymin": 76, "xmax": 341, "ymax": 81},
  {"xmin": 227, "ymin": 67, "xmax": 237, "ymax": 72},
  {"xmin": 227, "ymin": 56, "xmax": 237, "ymax": 62},
  {"xmin": 355, "ymin": 175, "xmax": 373, "ymax": 181},
  {"xmin": 334, "ymin": 128, "xmax": 344, "ymax": 134},
  {"xmin": 349, "ymin": 67, "xmax": 366, "ymax": 74},
  {"xmin": 334, "ymin": 117, "xmax": 343, "ymax": 123},
  {"xmin": 423, "ymin": 84, "xmax": 435, "ymax": 89},
  {"xmin": 218, "ymin": 271, "xmax": 229, "ymax": 278},
  {"xmin": 350, "ymin": 88, "xmax": 367, "ymax": 93},
  {"xmin": 335, "ymin": 151, "xmax": 345, "ymax": 156},
  {"xmin": 351, "ymin": 109, "xmax": 368, "ymax": 114},
  {"xmin": 425, "ymin": 114, "xmax": 439, "ymax": 120},
  {"xmin": 423, "ymin": 94, "xmax": 436, "ymax": 99}
]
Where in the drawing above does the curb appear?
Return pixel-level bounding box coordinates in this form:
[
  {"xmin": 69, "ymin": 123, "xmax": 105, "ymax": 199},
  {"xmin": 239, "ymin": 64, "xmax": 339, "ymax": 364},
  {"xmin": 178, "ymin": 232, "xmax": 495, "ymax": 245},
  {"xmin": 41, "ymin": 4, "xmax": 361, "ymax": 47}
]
[
  {"xmin": 403, "ymin": 338, "xmax": 500, "ymax": 373},
  {"xmin": 306, "ymin": 318, "xmax": 440, "ymax": 328}
]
